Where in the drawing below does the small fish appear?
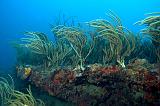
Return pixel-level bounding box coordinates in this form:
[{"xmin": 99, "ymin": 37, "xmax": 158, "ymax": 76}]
[{"xmin": 17, "ymin": 66, "xmax": 32, "ymax": 80}]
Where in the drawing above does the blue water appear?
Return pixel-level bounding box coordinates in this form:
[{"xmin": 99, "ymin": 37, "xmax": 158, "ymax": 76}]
[{"xmin": 0, "ymin": 0, "xmax": 159, "ymax": 71}]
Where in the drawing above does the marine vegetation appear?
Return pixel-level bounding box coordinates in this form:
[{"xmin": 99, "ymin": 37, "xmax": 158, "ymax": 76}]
[
  {"xmin": 135, "ymin": 12, "xmax": 160, "ymax": 62},
  {"xmin": 52, "ymin": 25, "xmax": 95, "ymax": 70},
  {"xmin": 18, "ymin": 32, "xmax": 71, "ymax": 71},
  {"xmin": 0, "ymin": 75, "xmax": 45, "ymax": 106},
  {"xmin": 13, "ymin": 11, "xmax": 160, "ymax": 71},
  {"xmin": 13, "ymin": 11, "xmax": 160, "ymax": 106},
  {"xmin": 87, "ymin": 10, "xmax": 136, "ymax": 67},
  {"xmin": 135, "ymin": 12, "xmax": 160, "ymax": 44}
]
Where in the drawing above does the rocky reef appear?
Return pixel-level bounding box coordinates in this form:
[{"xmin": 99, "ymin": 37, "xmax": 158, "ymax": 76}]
[
  {"xmin": 16, "ymin": 59, "xmax": 160, "ymax": 106},
  {"xmin": 13, "ymin": 11, "xmax": 160, "ymax": 106}
]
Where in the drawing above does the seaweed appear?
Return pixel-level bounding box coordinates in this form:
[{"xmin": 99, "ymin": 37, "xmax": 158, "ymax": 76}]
[
  {"xmin": 0, "ymin": 75, "xmax": 45, "ymax": 106},
  {"xmin": 87, "ymin": 10, "xmax": 136, "ymax": 68},
  {"xmin": 135, "ymin": 12, "xmax": 160, "ymax": 62},
  {"xmin": 52, "ymin": 25, "xmax": 95, "ymax": 70},
  {"xmin": 135, "ymin": 12, "xmax": 160, "ymax": 44},
  {"xmin": 16, "ymin": 32, "xmax": 71, "ymax": 71}
]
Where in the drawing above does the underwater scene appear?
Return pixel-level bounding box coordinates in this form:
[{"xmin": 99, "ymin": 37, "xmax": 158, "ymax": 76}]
[{"xmin": 0, "ymin": 0, "xmax": 160, "ymax": 106}]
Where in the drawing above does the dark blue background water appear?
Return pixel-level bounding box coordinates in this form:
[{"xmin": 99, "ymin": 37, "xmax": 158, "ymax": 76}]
[{"xmin": 0, "ymin": 0, "xmax": 159, "ymax": 72}]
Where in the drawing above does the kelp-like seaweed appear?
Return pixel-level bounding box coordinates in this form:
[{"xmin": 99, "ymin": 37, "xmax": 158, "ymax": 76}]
[
  {"xmin": 21, "ymin": 32, "xmax": 52, "ymax": 55},
  {"xmin": 0, "ymin": 75, "xmax": 14, "ymax": 106},
  {"xmin": 14, "ymin": 11, "xmax": 160, "ymax": 71},
  {"xmin": 13, "ymin": 14, "xmax": 81, "ymax": 72},
  {"xmin": 135, "ymin": 12, "xmax": 160, "ymax": 62},
  {"xmin": 19, "ymin": 32, "xmax": 71, "ymax": 70},
  {"xmin": 48, "ymin": 40, "xmax": 72, "ymax": 68},
  {"xmin": 7, "ymin": 86, "xmax": 45, "ymax": 106},
  {"xmin": 0, "ymin": 75, "xmax": 45, "ymax": 106},
  {"xmin": 52, "ymin": 25, "xmax": 95, "ymax": 70},
  {"xmin": 87, "ymin": 11, "xmax": 136, "ymax": 67},
  {"xmin": 135, "ymin": 12, "xmax": 160, "ymax": 44}
]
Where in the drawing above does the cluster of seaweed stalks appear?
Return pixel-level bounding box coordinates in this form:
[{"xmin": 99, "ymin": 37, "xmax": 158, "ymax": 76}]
[
  {"xmin": 13, "ymin": 11, "xmax": 160, "ymax": 74},
  {"xmin": 135, "ymin": 12, "xmax": 160, "ymax": 43},
  {"xmin": 0, "ymin": 75, "xmax": 45, "ymax": 106},
  {"xmin": 135, "ymin": 12, "xmax": 160, "ymax": 62}
]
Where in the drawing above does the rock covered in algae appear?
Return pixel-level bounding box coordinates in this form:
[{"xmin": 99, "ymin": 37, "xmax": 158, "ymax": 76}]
[{"xmin": 16, "ymin": 59, "xmax": 160, "ymax": 106}]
